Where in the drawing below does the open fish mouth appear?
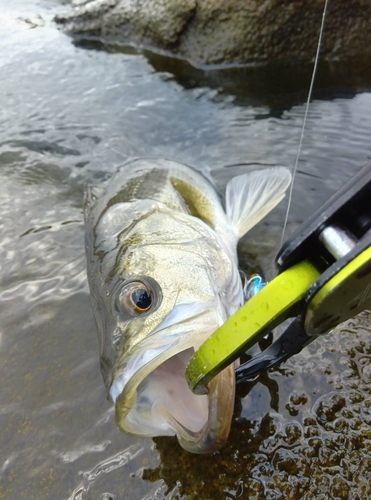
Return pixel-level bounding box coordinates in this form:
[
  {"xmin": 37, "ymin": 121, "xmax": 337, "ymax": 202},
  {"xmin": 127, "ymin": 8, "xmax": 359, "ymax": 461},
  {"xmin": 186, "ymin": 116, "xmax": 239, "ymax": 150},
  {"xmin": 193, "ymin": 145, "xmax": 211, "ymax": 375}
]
[{"xmin": 111, "ymin": 343, "xmax": 235, "ymax": 454}]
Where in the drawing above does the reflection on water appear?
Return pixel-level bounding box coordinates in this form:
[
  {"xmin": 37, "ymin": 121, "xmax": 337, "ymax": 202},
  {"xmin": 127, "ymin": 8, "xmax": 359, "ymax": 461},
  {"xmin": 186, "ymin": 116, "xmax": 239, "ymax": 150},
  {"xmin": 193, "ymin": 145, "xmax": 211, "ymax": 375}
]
[
  {"xmin": 76, "ymin": 38, "xmax": 371, "ymax": 109},
  {"xmin": 1, "ymin": 0, "xmax": 371, "ymax": 499}
]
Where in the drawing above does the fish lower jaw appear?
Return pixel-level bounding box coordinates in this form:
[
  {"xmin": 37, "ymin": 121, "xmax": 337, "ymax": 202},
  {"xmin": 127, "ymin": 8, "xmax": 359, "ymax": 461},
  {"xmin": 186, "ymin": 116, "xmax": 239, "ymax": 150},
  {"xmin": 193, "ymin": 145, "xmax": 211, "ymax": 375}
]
[{"xmin": 113, "ymin": 348, "xmax": 235, "ymax": 454}]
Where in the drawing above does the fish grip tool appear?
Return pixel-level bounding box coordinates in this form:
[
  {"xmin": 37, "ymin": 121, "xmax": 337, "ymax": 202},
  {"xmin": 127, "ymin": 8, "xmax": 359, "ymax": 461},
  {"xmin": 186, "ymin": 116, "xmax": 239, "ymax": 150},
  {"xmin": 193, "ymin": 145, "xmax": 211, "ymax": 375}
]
[{"xmin": 186, "ymin": 163, "xmax": 371, "ymax": 394}]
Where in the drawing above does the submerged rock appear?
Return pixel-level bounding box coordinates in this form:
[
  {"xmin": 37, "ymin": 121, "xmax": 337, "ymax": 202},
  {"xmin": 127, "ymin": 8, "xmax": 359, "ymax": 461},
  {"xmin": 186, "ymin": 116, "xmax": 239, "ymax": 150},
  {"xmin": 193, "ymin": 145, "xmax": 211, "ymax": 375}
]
[{"xmin": 56, "ymin": 0, "xmax": 371, "ymax": 66}]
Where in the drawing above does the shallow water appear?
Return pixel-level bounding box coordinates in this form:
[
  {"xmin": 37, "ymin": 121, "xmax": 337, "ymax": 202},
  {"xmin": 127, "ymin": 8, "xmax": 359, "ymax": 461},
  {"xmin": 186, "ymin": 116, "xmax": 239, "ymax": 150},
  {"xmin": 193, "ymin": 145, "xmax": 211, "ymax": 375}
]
[{"xmin": 1, "ymin": 1, "xmax": 371, "ymax": 499}]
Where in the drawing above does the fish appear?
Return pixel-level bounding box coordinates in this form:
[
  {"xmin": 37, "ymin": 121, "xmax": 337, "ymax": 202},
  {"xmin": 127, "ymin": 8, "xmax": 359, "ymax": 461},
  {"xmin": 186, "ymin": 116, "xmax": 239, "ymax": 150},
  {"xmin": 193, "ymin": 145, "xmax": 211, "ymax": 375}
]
[{"xmin": 84, "ymin": 158, "xmax": 291, "ymax": 454}]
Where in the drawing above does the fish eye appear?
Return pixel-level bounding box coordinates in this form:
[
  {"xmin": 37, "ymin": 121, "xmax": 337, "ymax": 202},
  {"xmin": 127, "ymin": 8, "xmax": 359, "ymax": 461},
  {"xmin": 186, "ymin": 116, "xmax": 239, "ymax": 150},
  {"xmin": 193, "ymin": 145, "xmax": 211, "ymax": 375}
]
[{"xmin": 117, "ymin": 281, "xmax": 154, "ymax": 315}]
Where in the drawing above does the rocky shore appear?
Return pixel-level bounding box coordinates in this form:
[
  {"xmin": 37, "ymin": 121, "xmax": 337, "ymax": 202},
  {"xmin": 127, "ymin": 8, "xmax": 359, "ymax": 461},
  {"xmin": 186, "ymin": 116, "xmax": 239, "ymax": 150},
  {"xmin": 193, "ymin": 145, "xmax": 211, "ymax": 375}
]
[{"xmin": 56, "ymin": 0, "xmax": 371, "ymax": 66}]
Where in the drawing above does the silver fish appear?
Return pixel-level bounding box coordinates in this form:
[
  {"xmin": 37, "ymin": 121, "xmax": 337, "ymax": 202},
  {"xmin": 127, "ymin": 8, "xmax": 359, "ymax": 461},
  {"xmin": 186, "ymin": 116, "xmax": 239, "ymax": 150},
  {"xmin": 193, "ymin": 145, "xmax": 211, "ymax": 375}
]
[{"xmin": 84, "ymin": 158, "xmax": 291, "ymax": 453}]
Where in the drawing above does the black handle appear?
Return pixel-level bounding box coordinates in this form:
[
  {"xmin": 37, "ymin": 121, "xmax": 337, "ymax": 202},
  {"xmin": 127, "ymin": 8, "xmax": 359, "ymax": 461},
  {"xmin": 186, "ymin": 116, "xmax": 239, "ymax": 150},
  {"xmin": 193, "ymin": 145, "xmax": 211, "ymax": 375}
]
[{"xmin": 235, "ymin": 318, "xmax": 318, "ymax": 383}]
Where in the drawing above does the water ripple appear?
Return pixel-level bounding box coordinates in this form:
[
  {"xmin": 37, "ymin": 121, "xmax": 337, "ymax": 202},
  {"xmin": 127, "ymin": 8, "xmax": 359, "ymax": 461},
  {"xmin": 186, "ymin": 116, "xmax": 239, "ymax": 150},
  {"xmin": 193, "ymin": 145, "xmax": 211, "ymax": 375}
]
[{"xmin": 68, "ymin": 446, "xmax": 143, "ymax": 500}]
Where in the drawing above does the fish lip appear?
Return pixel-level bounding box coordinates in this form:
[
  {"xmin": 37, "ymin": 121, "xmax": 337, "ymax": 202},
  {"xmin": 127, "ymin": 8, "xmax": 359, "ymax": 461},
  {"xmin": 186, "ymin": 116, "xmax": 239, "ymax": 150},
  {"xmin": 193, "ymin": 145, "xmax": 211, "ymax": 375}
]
[
  {"xmin": 165, "ymin": 363, "xmax": 235, "ymax": 454},
  {"xmin": 111, "ymin": 336, "xmax": 235, "ymax": 454}
]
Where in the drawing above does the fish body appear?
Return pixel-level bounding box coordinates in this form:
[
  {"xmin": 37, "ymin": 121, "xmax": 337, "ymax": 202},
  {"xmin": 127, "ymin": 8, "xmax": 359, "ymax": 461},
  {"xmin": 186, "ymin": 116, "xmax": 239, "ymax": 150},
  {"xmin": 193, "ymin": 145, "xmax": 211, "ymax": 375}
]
[{"xmin": 84, "ymin": 158, "xmax": 291, "ymax": 453}]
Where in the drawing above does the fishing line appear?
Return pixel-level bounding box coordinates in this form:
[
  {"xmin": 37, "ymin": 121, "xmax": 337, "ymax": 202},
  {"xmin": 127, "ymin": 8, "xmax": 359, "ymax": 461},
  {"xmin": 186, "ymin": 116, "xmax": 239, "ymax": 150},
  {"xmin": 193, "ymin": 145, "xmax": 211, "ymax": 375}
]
[{"xmin": 280, "ymin": 0, "xmax": 330, "ymax": 247}]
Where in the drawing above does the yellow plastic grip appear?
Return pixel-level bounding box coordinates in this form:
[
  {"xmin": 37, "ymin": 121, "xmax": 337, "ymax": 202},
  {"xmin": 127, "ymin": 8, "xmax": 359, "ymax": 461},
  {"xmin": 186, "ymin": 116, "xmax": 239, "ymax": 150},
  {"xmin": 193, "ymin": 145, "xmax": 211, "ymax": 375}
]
[
  {"xmin": 186, "ymin": 260, "xmax": 320, "ymax": 394},
  {"xmin": 305, "ymin": 244, "xmax": 371, "ymax": 335}
]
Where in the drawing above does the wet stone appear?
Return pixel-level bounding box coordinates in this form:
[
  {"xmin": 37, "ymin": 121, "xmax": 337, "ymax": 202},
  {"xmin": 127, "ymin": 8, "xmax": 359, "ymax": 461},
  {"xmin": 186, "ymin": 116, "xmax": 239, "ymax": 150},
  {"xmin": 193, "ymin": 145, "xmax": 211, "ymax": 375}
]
[
  {"xmin": 245, "ymin": 478, "xmax": 265, "ymax": 500},
  {"xmin": 314, "ymin": 394, "xmax": 347, "ymax": 425},
  {"xmin": 290, "ymin": 392, "xmax": 308, "ymax": 406},
  {"xmin": 285, "ymin": 403, "xmax": 299, "ymax": 417},
  {"xmin": 283, "ymin": 422, "xmax": 303, "ymax": 446},
  {"xmin": 333, "ymin": 417, "xmax": 349, "ymax": 433},
  {"xmin": 303, "ymin": 416, "xmax": 317, "ymax": 427},
  {"xmin": 348, "ymin": 391, "xmax": 365, "ymax": 404},
  {"xmin": 316, "ymin": 474, "xmax": 331, "ymax": 491},
  {"xmin": 272, "ymin": 449, "xmax": 299, "ymax": 475},
  {"xmin": 347, "ymin": 450, "xmax": 362, "ymax": 466},
  {"xmin": 304, "ymin": 425, "xmax": 320, "ymax": 438},
  {"xmin": 318, "ymin": 446, "xmax": 343, "ymax": 468},
  {"xmin": 341, "ymin": 408, "xmax": 354, "ymax": 419},
  {"xmin": 330, "ymin": 475, "xmax": 351, "ymax": 500},
  {"xmin": 349, "ymin": 417, "xmax": 363, "ymax": 430}
]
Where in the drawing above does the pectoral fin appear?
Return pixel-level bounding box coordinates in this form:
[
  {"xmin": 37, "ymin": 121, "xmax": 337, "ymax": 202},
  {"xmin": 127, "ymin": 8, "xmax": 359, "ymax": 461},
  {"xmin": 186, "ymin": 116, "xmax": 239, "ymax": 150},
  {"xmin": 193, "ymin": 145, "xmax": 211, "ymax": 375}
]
[{"xmin": 225, "ymin": 167, "xmax": 292, "ymax": 239}]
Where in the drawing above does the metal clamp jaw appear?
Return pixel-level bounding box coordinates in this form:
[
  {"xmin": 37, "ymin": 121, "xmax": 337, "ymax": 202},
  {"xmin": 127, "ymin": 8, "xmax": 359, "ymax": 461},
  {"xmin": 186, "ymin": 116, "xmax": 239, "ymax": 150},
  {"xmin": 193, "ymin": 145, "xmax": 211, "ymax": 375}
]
[
  {"xmin": 186, "ymin": 163, "xmax": 371, "ymax": 393},
  {"xmin": 278, "ymin": 162, "xmax": 371, "ymax": 337}
]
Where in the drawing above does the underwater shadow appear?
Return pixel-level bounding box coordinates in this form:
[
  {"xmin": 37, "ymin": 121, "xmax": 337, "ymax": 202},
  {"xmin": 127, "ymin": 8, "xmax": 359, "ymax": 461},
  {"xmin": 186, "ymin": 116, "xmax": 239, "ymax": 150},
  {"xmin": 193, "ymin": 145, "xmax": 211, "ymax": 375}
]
[{"xmin": 72, "ymin": 38, "xmax": 371, "ymax": 112}]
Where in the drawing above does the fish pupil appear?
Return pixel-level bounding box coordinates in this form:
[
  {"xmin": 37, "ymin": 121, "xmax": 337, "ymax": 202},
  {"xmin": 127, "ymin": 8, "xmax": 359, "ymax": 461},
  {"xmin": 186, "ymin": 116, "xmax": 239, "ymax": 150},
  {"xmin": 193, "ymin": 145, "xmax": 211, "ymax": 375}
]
[{"xmin": 132, "ymin": 288, "xmax": 152, "ymax": 310}]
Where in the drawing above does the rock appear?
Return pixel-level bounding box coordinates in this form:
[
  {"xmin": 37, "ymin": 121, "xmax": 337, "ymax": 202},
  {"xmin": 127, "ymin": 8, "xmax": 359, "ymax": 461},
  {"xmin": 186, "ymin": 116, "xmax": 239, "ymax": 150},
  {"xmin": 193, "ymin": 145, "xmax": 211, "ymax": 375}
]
[
  {"xmin": 56, "ymin": 0, "xmax": 197, "ymax": 48},
  {"xmin": 56, "ymin": 0, "xmax": 371, "ymax": 66}
]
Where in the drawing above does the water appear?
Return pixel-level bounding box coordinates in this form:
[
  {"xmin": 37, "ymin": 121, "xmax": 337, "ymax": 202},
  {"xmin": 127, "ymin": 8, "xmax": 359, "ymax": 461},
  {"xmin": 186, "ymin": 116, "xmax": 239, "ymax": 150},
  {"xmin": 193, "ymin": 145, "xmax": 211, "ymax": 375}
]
[{"xmin": 1, "ymin": 1, "xmax": 371, "ymax": 499}]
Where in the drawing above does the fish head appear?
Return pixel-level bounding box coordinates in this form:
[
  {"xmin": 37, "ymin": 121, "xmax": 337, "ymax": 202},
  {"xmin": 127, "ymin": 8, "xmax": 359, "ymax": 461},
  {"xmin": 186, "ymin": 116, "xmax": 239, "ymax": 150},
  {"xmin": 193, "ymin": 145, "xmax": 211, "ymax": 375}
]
[
  {"xmin": 85, "ymin": 160, "xmax": 292, "ymax": 454},
  {"xmin": 97, "ymin": 212, "xmax": 241, "ymax": 454}
]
